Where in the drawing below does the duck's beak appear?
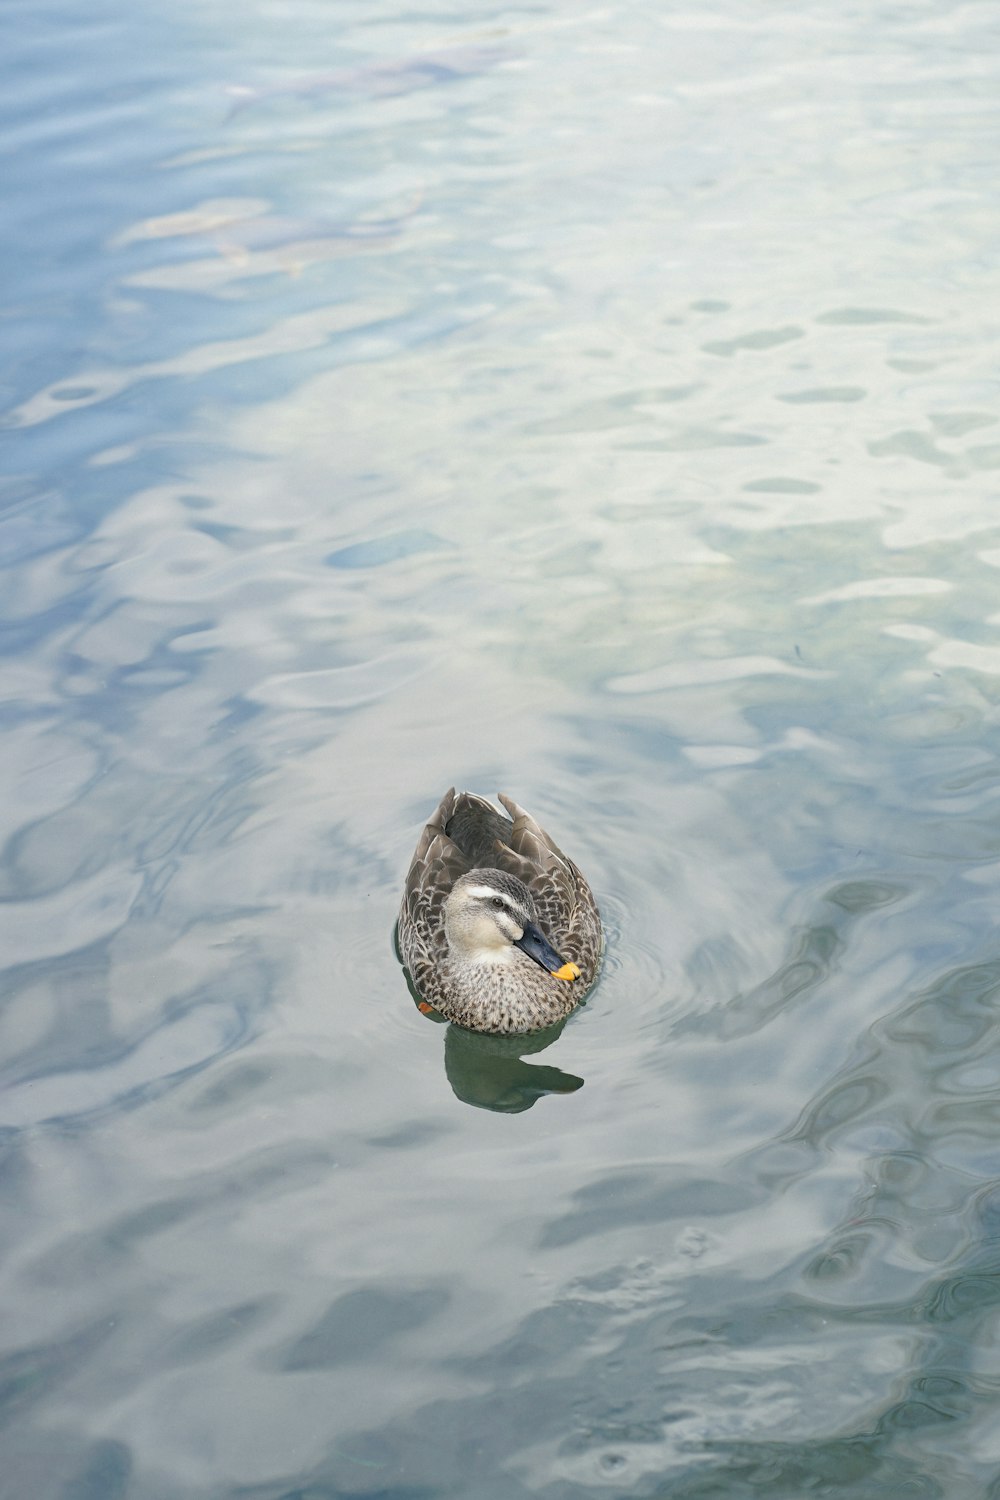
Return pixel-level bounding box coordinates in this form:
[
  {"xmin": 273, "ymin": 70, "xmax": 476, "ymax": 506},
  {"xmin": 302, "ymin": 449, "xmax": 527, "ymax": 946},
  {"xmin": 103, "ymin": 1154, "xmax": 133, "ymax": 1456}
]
[{"xmin": 514, "ymin": 921, "xmax": 580, "ymax": 982}]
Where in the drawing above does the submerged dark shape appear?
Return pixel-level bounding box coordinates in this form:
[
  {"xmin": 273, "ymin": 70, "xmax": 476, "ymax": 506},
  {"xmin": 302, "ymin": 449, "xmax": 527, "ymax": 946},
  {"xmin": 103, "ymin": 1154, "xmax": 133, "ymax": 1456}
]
[
  {"xmin": 398, "ymin": 788, "xmax": 602, "ymax": 1035},
  {"xmin": 224, "ymin": 43, "xmax": 519, "ymax": 117}
]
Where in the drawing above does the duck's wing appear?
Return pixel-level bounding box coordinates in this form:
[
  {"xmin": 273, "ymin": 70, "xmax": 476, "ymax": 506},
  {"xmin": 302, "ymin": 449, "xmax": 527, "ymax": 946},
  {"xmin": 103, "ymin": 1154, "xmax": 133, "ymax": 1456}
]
[
  {"xmin": 496, "ymin": 794, "xmax": 603, "ymax": 981},
  {"xmin": 399, "ymin": 788, "xmax": 471, "ymax": 996}
]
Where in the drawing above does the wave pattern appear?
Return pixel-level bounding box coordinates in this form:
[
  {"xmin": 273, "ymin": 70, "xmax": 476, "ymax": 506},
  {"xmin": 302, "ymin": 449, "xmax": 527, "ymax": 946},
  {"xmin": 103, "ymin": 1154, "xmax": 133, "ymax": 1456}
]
[{"xmin": 3, "ymin": 0, "xmax": 1000, "ymax": 1495}]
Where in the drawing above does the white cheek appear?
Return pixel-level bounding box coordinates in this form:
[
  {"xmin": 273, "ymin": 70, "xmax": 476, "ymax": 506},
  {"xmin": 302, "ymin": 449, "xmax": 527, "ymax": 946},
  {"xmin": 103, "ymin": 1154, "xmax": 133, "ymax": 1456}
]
[
  {"xmin": 471, "ymin": 913, "xmax": 508, "ymax": 949},
  {"xmin": 467, "ymin": 912, "xmax": 523, "ymax": 962}
]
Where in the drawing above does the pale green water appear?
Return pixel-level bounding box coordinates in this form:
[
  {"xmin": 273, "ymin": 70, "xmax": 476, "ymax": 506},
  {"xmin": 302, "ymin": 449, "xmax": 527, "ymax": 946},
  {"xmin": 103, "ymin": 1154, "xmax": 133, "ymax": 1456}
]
[{"xmin": 4, "ymin": 1, "xmax": 1000, "ymax": 1496}]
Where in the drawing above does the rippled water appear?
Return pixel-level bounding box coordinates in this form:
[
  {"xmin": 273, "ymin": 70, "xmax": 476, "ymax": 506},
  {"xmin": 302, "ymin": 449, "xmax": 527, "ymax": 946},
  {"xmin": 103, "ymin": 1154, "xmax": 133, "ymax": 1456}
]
[{"xmin": 4, "ymin": 0, "xmax": 1000, "ymax": 1495}]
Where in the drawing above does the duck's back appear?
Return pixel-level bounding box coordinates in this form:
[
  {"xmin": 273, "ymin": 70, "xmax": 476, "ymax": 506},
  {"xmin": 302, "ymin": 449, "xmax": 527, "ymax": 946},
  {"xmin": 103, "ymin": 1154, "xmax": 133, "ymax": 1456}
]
[{"xmin": 443, "ymin": 792, "xmax": 512, "ymax": 867}]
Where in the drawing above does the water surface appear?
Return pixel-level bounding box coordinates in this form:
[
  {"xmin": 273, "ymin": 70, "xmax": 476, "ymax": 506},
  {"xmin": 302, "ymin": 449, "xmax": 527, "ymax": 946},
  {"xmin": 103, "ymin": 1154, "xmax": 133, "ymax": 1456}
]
[{"xmin": 4, "ymin": 1, "xmax": 1000, "ymax": 1496}]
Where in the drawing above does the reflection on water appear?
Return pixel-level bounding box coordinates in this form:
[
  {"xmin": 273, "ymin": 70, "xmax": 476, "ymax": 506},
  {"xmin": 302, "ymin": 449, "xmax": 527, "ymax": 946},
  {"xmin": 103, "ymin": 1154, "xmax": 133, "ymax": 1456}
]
[
  {"xmin": 401, "ymin": 937, "xmax": 585, "ymax": 1111},
  {"xmin": 4, "ymin": 0, "xmax": 1000, "ymax": 1493},
  {"xmin": 443, "ymin": 1019, "xmax": 584, "ymax": 1112},
  {"xmin": 222, "ymin": 42, "xmax": 520, "ymax": 117}
]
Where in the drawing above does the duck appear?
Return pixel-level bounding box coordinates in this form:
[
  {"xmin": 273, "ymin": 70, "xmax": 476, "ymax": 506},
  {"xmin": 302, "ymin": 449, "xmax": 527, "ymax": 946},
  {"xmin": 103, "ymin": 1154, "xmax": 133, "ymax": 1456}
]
[{"xmin": 398, "ymin": 788, "xmax": 602, "ymax": 1034}]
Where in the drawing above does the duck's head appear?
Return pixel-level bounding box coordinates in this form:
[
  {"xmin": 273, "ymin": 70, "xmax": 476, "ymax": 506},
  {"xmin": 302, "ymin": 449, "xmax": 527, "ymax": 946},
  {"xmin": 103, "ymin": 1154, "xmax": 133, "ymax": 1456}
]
[{"xmin": 444, "ymin": 870, "xmax": 580, "ymax": 981}]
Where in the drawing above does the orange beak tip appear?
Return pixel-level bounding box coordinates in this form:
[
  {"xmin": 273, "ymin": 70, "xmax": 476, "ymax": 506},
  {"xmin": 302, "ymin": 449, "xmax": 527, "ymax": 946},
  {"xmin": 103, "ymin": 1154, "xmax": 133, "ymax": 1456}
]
[{"xmin": 552, "ymin": 962, "xmax": 580, "ymax": 983}]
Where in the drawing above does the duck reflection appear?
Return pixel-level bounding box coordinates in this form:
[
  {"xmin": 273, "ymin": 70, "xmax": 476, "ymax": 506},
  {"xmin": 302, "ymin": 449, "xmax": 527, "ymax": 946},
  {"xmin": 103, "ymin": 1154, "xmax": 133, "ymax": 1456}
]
[
  {"xmin": 402, "ymin": 970, "xmax": 584, "ymax": 1112},
  {"xmin": 442, "ymin": 1018, "xmax": 583, "ymax": 1113},
  {"xmin": 395, "ymin": 913, "xmax": 586, "ymax": 1112}
]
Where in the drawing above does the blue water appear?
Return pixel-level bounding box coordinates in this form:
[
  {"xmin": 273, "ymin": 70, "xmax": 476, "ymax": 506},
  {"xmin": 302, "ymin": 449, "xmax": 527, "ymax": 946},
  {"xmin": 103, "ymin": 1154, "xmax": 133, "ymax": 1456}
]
[{"xmin": 4, "ymin": 1, "xmax": 1000, "ymax": 1496}]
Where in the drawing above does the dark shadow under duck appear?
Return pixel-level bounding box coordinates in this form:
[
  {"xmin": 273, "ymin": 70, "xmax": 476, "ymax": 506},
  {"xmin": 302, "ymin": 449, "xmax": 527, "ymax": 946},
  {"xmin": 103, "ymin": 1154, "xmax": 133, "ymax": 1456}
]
[{"xmin": 398, "ymin": 789, "xmax": 603, "ymax": 1034}]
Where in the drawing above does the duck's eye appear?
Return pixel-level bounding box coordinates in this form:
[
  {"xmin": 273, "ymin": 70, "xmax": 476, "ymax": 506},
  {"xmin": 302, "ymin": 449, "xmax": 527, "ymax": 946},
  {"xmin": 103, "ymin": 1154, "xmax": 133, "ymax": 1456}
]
[{"xmin": 491, "ymin": 896, "xmax": 505, "ymax": 910}]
